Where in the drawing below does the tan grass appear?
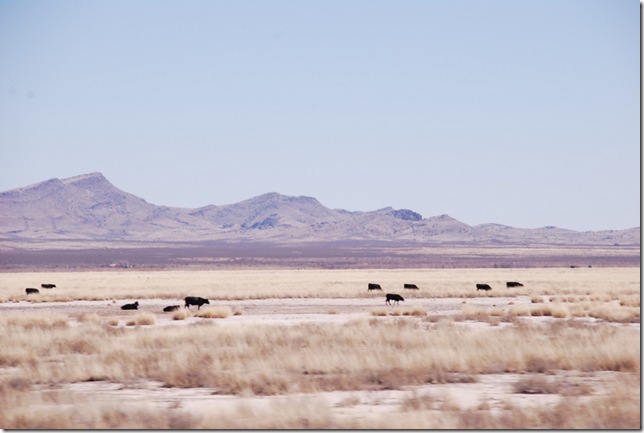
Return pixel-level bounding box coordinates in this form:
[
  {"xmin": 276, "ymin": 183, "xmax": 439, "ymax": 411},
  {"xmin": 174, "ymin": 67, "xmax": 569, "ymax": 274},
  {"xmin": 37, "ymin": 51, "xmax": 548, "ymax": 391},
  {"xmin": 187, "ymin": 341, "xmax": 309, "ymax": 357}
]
[
  {"xmin": 77, "ymin": 313, "xmax": 101, "ymax": 323},
  {"xmin": 125, "ymin": 312, "xmax": 156, "ymax": 326},
  {"xmin": 0, "ymin": 267, "xmax": 638, "ymax": 302},
  {"xmin": 370, "ymin": 307, "xmax": 426, "ymax": 317},
  {"xmin": 172, "ymin": 309, "xmax": 190, "ymax": 320},
  {"xmin": 401, "ymin": 306, "xmax": 427, "ymax": 317},
  {"xmin": 0, "ymin": 267, "xmax": 639, "ymax": 429},
  {"xmin": 195, "ymin": 306, "xmax": 231, "ymax": 318},
  {"xmin": 2, "ymin": 382, "xmax": 637, "ymax": 429},
  {"xmin": 0, "ymin": 315, "xmax": 639, "ymax": 392}
]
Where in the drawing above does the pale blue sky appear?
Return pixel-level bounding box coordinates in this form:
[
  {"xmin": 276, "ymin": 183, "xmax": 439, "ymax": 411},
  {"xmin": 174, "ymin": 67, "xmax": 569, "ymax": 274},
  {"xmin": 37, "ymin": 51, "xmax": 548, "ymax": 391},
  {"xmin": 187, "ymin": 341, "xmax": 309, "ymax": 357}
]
[{"xmin": 0, "ymin": 0, "xmax": 639, "ymax": 231}]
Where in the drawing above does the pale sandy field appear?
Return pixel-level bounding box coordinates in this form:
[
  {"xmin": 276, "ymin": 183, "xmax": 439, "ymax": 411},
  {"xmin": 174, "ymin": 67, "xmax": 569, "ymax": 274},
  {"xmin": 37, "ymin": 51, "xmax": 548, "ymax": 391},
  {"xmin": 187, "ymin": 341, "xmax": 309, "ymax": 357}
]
[{"xmin": 0, "ymin": 267, "xmax": 640, "ymax": 429}]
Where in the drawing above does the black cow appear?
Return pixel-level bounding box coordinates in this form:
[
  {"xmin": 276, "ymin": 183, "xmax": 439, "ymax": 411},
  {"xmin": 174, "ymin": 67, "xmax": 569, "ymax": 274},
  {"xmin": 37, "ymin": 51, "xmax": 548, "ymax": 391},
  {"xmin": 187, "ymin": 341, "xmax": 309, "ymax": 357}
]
[
  {"xmin": 25, "ymin": 288, "xmax": 39, "ymax": 295},
  {"xmin": 185, "ymin": 296, "xmax": 210, "ymax": 310},
  {"xmin": 41, "ymin": 283, "xmax": 56, "ymax": 289},
  {"xmin": 385, "ymin": 293, "xmax": 404, "ymax": 305},
  {"xmin": 368, "ymin": 283, "xmax": 383, "ymax": 291},
  {"xmin": 404, "ymin": 283, "xmax": 419, "ymax": 290},
  {"xmin": 476, "ymin": 284, "xmax": 492, "ymax": 292},
  {"xmin": 121, "ymin": 301, "xmax": 139, "ymax": 310},
  {"xmin": 163, "ymin": 305, "xmax": 181, "ymax": 312},
  {"xmin": 506, "ymin": 281, "xmax": 524, "ymax": 288}
]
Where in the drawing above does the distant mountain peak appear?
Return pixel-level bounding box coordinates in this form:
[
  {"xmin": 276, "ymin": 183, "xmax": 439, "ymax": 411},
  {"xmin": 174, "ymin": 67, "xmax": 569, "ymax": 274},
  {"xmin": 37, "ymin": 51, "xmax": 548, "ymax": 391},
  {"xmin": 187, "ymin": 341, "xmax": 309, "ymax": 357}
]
[
  {"xmin": 250, "ymin": 191, "xmax": 321, "ymax": 204},
  {"xmin": 61, "ymin": 172, "xmax": 107, "ymax": 184}
]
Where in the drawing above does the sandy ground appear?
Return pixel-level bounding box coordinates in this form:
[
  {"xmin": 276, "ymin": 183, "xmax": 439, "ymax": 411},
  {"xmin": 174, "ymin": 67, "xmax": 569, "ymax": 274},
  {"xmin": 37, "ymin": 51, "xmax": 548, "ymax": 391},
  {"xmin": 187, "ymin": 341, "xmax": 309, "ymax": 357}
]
[{"xmin": 0, "ymin": 295, "xmax": 531, "ymax": 325}]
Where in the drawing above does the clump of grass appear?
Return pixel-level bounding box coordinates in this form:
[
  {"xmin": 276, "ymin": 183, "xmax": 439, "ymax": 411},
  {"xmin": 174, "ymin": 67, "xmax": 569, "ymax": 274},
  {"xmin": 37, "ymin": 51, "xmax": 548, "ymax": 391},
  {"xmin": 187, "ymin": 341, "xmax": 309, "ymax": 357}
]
[
  {"xmin": 77, "ymin": 313, "xmax": 101, "ymax": 323},
  {"xmin": 619, "ymin": 295, "xmax": 640, "ymax": 308},
  {"xmin": 370, "ymin": 307, "xmax": 426, "ymax": 317},
  {"xmin": 107, "ymin": 318, "xmax": 119, "ymax": 326},
  {"xmin": 549, "ymin": 304, "xmax": 570, "ymax": 318},
  {"xmin": 172, "ymin": 310, "xmax": 190, "ymax": 320},
  {"xmin": 586, "ymin": 305, "xmax": 639, "ymax": 323},
  {"xmin": 370, "ymin": 308, "xmax": 387, "ymax": 316},
  {"xmin": 402, "ymin": 307, "xmax": 427, "ymax": 317},
  {"xmin": 3, "ymin": 313, "xmax": 69, "ymax": 330},
  {"xmin": 233, "ymin": 307, "xmax": 244, "ymax": 316},
  {"xmin": 196, "ymin": 307, "xmax": 231, "ymax": 319},
  {"xmin": 507, "ymin": 304, "xmax": 569, "ymax": 318},
  {"xmin": 400, "ymin": 392, "xmax": 440, "ymax": 411},
  {"xmin": 126, "ymin": 313, "xmax": 156, "ymax": 326}
]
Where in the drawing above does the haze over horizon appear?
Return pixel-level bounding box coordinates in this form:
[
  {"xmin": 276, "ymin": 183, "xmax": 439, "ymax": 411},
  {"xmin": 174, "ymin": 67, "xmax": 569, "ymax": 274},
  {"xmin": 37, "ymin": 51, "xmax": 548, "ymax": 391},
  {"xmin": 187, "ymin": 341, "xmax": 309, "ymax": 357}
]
[{"xmin": 0, "ymin": 0, "xmax": 639, "ymax": 232}]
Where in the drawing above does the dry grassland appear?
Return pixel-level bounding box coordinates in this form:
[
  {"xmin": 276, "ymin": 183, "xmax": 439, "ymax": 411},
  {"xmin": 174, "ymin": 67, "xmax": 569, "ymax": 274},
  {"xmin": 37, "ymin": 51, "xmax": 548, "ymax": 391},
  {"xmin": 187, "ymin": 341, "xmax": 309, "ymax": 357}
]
[
  {"xmin": 1, "ymin": 267, "xmax": 639, "ymax": 301},
  {"xmin": 0, "ymin": 267, "xmax": 640, "ymax": 428}
]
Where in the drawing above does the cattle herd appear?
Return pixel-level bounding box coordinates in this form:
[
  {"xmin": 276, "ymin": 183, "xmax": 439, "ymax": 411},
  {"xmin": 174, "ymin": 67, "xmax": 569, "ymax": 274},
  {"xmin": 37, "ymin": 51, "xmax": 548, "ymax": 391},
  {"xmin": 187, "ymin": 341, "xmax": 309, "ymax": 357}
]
[{"xmin": 19, "ymin": 280, "xmax": 526, "ymax": 309}]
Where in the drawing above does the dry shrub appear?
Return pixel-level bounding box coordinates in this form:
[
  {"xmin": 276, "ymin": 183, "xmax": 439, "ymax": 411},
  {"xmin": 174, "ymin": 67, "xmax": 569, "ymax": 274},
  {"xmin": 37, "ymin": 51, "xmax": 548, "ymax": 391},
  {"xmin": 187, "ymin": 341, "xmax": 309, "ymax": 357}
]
[
  {"xmin": 107, "ymin": 318, "xmax": 119, "ymax": 326},
  {"xmin": 508, "ymin": 304, "xmax": 569, "ymax": 318},
  {"xmin": 402, "ymin": 307, "xmax": 427, "ymax": 317},
  {"xmin": 548, "ymin": 303, "xmax": 570, "ymax": 318},
  {"xmin": 233, "ymin": 307, "xmax": 244, "ymax": 316},
  {"xmin": 172, "ymin": 309, "xmax": 190, "ymax": 320},
  {"xmin": 196, "ymin": 307, "xmax": 231, "ymax": 319},
  {"xmin": 508, "ymin": 305, "xmax": 531, "ymax": 316},
  {"xmin": 371, "ymin": 307, "xmax": 426, "ymax": 317},
  {"xmin": 126, "ymin": 313, "xmax": 156, "ymax": 326}
]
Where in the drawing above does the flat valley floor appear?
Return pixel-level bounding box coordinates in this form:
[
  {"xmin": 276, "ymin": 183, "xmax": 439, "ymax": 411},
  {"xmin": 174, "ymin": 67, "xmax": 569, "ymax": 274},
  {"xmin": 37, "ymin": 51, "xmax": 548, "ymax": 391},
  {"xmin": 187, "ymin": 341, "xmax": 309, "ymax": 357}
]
[{"xmin": 0, "ymin": 267, "xmax": 640, "ymax": 429}]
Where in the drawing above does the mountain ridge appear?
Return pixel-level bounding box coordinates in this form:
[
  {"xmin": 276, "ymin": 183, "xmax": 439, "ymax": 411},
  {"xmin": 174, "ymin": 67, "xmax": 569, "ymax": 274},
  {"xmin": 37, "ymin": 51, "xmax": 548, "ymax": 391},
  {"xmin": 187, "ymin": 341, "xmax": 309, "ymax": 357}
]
[{"xmin": 0, "ymin": 173, "xmax": 639, "ymax": 247}]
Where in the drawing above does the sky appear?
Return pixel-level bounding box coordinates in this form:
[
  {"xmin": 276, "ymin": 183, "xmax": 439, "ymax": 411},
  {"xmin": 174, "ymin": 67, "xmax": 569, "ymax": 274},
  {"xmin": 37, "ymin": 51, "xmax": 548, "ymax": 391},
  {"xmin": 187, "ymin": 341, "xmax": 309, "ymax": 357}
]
[{"xmin": 0, "ymin": 0, "xmax": 640, "ymax": 231}]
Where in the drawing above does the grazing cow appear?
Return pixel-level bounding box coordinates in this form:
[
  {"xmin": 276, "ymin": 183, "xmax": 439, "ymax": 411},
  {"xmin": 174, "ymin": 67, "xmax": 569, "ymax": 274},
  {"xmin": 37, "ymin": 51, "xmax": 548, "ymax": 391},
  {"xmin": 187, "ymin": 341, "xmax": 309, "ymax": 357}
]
[
  {"xmin": 404, "ymin": 283, "xmax": 419, "ymax": 290},
  {"xmin": 368, "ymin": 283, "xmax": 383, "ymax": 291},
  {"xmin": 385, "ymin": 293, "xmax": 404, "ymax": 305},
  {"xmin": 41, "ymin": 283, "xmax": 56, "ymax": 289},
  {"xmin": 121, "ymin": 301, "xmax": 139, "ymax": 310},
  {"xmin": 476, "ymin": 284, "xmax": 492, "ymax": 292},
  {"xmin": 163, "ymin": 305, "xmax": 180, "ymax": 312},
  {"xmin": 506, "ymin": 281, "xmax": 524, "ymax": 288},
  {"xmin": 185, "ymin": 296, "xmax": 210, "ymax": 310},
  {"xmin": 25, "ymin": 288, "xmax": 39, "ymax": 295}
]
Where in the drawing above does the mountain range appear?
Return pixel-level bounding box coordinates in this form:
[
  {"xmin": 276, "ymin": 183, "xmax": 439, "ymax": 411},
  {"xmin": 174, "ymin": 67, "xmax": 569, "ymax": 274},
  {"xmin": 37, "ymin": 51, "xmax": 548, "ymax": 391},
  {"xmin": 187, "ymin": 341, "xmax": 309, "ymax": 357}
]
[{"xmin": 0, "ymin": 172, "xmax": 639, "ymax": 247}]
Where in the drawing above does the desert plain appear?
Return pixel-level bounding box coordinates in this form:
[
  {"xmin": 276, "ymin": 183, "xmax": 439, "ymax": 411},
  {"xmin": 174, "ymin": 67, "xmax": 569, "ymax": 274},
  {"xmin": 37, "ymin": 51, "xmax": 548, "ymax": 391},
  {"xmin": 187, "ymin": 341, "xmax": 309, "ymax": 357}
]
[{"xmin": 0, "ymin": 266, "xmax": 640, "ymax": 429}]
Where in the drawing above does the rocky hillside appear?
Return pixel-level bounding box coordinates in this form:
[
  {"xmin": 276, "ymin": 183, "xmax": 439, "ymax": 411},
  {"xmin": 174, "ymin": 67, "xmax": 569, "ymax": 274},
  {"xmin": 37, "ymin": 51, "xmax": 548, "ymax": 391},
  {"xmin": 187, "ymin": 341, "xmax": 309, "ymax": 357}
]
[{"xmin": 0, "ymin": 173, "xmax": 639, "ymax": 247}]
